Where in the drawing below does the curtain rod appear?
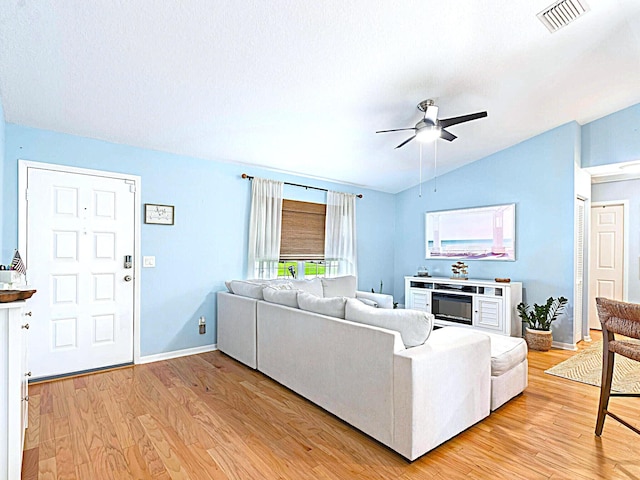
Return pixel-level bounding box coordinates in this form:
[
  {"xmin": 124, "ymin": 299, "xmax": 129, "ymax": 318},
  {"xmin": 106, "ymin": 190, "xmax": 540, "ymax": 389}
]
[{"xmin": 241, "ymin": 174, "xmax": 363, "ymax": 198}]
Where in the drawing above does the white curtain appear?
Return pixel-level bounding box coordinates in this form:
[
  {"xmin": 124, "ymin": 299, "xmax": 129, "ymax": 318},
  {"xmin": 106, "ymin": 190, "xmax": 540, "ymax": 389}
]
[
  {"xmin": 324, "ymin": 190, "xmax": 357, "ymax": 277},
  {"xmin": 247, "ymin": 177, "xmax": 284, "ymax": 279}
]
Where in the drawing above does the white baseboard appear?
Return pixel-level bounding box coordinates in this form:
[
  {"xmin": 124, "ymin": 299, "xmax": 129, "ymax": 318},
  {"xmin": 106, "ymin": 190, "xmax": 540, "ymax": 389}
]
[
  {"xmin": 551, "ymin": 340, "xmax": 577, "ymax": 351},
  {"xmin": 138, "ymin": 344, "xmax": 217, "ymax": 364}
]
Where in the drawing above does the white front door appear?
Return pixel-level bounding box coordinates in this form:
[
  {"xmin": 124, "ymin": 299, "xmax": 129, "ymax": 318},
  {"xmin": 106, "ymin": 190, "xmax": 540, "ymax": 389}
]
[
  {"xmin": 24, "ymin": 166, "xmax": 136, "ymax": 379},
  {"xmin": 589, "ymin": 203, "xmax": 625, "ymax": 330}
]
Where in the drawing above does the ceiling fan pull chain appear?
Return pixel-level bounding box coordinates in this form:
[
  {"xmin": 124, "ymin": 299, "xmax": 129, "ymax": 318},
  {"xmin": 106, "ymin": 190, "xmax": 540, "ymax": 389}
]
[
  {"xmin": 434, "ymin": 139, "xmax": 438, "ymax": 193},
  {"xmin": 419, "ymin": 143, "xmax": 423, "ymax": 197}
]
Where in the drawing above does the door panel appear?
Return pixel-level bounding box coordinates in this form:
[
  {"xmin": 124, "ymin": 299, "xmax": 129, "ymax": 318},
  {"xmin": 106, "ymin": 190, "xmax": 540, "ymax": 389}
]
[
  {"xmin": 589, "ymin": 204, "xmax": 624, "ymax": 330},
  {"xmin": 26, "ymin": 168, "xmax": 135, "ymax": 379}
]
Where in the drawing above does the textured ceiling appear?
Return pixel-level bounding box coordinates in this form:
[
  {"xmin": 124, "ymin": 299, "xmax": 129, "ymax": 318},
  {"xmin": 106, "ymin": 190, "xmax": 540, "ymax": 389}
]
[{"xmin": 1, "ymin": 0, "xmax": 639, "ymax": 193}]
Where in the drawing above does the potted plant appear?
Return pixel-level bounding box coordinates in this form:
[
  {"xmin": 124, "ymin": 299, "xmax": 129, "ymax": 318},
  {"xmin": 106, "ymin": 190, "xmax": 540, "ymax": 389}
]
[
  {"xmin": 516, "ymin": 296, "xmax": 568, "ymax": 351},
  {"xmin": 372, "ymin": 281, "xmax": 399, "ymax": 308}
]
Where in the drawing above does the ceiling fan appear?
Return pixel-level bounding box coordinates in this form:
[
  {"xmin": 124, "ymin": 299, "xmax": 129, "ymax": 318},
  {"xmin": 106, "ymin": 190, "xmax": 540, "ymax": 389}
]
[{"xmin": 377, "ymin": 99, "xmax": 488, "ymax": 149}]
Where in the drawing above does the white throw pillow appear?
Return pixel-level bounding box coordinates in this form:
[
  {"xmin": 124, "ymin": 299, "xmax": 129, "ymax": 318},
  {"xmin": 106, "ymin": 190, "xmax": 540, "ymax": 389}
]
[
  {"xmin": 344, "ymin": 298, "xmax": 433, "ymax": 348},
  {"xmin": 289, "ymin": 278, "xmax": 324, "ymax": 297},
  {"xmin": 297, "ymin": 291, "xmax": 346, "ymax": 319},
  {"xmin": 321, "ymin": 275, "xmax": 357, "ymax": 298},
  {"xmin": 229, "ymin": 280, "xmax": 266, "ymax": 300},
  {"xmin": 266, "ymin": 282, "xmax": 294, "ymax": 290},
  {"xmin": 357, "ymin": 297, "xmax": 378, "ymax": 308},
  {"xmin": 263, "ymin": 286, "xmax": 299, "ymax": 308},
  {"xmin": 225, "ymin": 280, "xmax": 234, "ymax": 293}
]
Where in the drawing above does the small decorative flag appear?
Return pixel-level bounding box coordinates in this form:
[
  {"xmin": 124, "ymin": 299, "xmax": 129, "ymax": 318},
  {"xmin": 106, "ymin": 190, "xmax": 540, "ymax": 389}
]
[{"xmin": 11, "ymin": 250, "xmax": 26, "ymax": 275}]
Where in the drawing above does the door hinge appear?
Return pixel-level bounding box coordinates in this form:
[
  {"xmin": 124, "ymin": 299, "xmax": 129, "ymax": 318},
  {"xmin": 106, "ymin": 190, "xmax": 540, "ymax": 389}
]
[
  {"xmin": 124, "ymin": 179, "xmax": 136, "ymax": 193},
  {"xmin": 25, "ymin": 189, "xmax": 30, "ymax": 201}
]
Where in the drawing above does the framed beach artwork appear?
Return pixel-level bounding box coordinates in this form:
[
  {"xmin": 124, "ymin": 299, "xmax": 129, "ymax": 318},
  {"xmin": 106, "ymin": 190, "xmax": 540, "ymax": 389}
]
[{"xmin": 425, "ymin": 204, "xmax": 516, "ymax": 261}]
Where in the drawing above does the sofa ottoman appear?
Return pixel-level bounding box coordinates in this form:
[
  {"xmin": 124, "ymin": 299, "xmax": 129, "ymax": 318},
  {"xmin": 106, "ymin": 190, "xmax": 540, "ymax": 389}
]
[{"xmin": 485, "ymin": 333, "xmax": 528, "ymax": 410}]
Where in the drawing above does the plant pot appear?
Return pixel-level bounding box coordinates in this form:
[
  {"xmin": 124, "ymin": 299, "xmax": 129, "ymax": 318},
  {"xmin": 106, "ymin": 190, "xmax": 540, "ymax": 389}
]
[{"xmin": 524, "ymin": 328, "xmax": 553, "ymax": 351}]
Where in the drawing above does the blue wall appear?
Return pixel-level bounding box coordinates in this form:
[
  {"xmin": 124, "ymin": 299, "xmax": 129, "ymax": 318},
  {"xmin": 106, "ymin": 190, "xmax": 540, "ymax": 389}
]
[
  {"xmin": 584, "ymin": 102, "xmax": 640, "ymax": 306},
  {"xmin": 0, "ymin": 98, "xmax": 5, "ymax": 260},
  {"xmin": 394, "ymin": 123, "xmax": 580, "ymax": 344},
  {"xmin": 4, "ymin": 101, "xmax": 640, "ymax": 354},
  {"xmin": 582, "ymin": 103, "xmax": 640, "ymax": 168},
  {"xmin": 591, "ymin": 178, "xmax": 640, "ymax": 304},
  {"xmin": 3, "ymin": 124, "xmax": 396, "ymax": 356}
]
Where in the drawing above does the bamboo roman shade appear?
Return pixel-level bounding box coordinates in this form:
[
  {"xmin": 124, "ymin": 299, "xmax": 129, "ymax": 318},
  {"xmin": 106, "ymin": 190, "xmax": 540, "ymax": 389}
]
[{"xmin": 279, "ymin": 199, "xmax": 326, "ymax": 261}]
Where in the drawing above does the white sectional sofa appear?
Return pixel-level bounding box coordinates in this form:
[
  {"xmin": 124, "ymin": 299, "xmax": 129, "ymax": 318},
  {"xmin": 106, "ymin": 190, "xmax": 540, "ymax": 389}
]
[
  {"xmin": 217, "ymin": 275, "xmax": 526, "ymax": 460},
  {"xmin": 217, "ymin": 276, "xmax": 394, "ymax": 369}
]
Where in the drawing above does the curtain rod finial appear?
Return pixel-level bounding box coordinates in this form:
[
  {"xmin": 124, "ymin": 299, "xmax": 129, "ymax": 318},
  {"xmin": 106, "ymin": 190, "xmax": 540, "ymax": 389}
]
[{"xmin": 241, "ymin": 173, "xmax": 248, "ymax": 179}]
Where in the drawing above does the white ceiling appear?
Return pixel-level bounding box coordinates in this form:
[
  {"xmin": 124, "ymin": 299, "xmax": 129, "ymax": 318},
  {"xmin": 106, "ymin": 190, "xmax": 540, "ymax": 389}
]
[{"xmin": 1, "ymin": 0, "xmax": 639, "ymax": 193}]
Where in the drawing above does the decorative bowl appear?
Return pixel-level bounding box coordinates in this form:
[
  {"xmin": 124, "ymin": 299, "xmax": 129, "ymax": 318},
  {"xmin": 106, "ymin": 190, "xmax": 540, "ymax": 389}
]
[{"xmin": 0, "ymin": 289, "xmax": 37, "ymax": 303}]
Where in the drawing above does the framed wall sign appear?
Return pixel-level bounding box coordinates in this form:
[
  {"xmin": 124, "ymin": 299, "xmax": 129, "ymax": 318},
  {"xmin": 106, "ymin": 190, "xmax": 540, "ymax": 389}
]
[{"xmin": 144, "ymin": 204, "xmax": 175, "ymax": 225}]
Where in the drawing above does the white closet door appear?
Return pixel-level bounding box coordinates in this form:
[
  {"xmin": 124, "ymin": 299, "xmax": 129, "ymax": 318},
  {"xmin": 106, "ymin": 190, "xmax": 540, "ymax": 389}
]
[{"xmin": 589, "ymin": 204, "xmax": 624, "ymax": 330}]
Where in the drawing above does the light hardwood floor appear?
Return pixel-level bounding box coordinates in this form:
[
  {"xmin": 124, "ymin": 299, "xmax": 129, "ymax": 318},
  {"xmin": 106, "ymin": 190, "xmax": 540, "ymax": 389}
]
[{"xmin": 22, "ymin": 330, "xmax": 640, "ymax": 480}]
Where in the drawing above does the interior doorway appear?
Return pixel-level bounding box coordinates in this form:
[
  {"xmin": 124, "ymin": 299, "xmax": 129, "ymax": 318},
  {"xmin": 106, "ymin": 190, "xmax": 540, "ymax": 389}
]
[
  {"xmin": 18, "ymin": 161, "xmax": 141, "ymax": 380},
  {"xmin": 588, "ymin": 202, "xmax": 627, "ymax": 330}
]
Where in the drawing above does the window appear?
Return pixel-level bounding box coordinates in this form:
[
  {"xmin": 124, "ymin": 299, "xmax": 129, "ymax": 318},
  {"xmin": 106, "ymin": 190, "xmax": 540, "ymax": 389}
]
[
  {"xmin": 278, "ymin": 199, "xmax": 336, "ymax": 278},
  {"xmin": 277, "ymin": 260, "xmax": 336, "ymax": 279}
]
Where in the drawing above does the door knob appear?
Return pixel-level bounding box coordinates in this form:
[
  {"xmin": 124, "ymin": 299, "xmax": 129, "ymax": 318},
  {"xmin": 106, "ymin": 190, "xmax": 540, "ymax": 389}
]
[{"xmin": 124, "ymin": 275, "xmax": 132, "ymax": 282}]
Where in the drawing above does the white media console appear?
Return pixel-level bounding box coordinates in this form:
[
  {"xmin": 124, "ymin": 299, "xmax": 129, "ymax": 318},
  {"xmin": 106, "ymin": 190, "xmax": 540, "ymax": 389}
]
[{"xmin": 404, "ymin": 276, "xmax": 523, "ymax": 337}]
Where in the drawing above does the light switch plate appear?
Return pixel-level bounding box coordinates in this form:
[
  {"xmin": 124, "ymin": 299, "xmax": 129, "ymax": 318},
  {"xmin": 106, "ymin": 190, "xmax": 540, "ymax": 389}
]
[{"xmin": 143, "ymin": 256, "xmax": 156, "ymax": 267}]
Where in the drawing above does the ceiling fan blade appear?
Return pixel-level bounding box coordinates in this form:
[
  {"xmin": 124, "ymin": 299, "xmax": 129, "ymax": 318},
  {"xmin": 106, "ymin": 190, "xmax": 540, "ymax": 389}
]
[
  {"xmin": 438, "ymin": 111, "xmax": 488, "ymax": 128},
  {"xmin": 440, "ymin": 129, "xmax": 457, "ymax": 142},
  {"xmin": 395, "ymin": 135, "xmax": 416, "ymax": 149},
  {"xmin": 376, "ymin": 128, "xmax": 416, "ymax": 134}
]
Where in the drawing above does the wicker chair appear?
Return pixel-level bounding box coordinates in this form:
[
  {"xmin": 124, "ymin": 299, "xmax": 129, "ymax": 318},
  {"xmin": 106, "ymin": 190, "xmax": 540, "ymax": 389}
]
[{"xmin": 595, "ymin": 297, "xmax": 640, "ymax": 436}]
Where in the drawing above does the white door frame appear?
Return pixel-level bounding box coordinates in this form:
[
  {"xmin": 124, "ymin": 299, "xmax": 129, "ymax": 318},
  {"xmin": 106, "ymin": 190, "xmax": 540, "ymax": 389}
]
[
  {"xmin": 587, "ymin": 200, "xmax": 629, "ymax": 330},
  {"xmin": 18, "ymin": 160, "xmax": 142, "ymax": 365}
]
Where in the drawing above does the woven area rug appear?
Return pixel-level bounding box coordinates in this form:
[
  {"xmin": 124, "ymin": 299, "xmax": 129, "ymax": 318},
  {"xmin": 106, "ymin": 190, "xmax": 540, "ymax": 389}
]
[{"xmin": 545, "ymin": 340, "xmax": 640, "ymax": 393}]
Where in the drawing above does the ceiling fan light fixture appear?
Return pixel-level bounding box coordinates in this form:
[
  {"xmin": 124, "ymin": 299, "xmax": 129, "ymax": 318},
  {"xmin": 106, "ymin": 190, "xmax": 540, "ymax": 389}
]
[{"xmin": 416, "ymin": 126, "xmax": 441, "ymax": 143}]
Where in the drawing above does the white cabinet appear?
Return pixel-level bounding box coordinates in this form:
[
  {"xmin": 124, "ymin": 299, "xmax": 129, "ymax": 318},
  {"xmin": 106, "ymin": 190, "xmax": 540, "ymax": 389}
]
[
  {"xmin": 1, "ymin": 302, "xmax": 30, "ymax": 480},
  {"xmin": 474, "ymin": 296, "xmax": 504, "ymax": 332},
  {"xmin": 405, "ymin": 277, "xmax": 522, "ymax": 337},
  {"xmin": 408, "ymin": 289, "xmax": 431, "ymax": 312}
]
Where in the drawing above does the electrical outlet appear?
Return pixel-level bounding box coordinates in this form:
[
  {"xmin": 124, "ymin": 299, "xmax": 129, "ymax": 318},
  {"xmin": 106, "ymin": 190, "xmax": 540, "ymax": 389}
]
[
  {"xmin": 198, "ymin": 316, "xmax": 206, "ymax": 326},
  {"xmin": 143, "ymin": 256, "xmax": 156, "ymax": 267}
]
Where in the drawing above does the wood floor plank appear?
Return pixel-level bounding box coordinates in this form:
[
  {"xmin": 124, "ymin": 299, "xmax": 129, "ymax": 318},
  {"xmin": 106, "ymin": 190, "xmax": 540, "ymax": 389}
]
[
  {"xmin": 138, "ymin": 414, "xmax": 192, "ymax": 480},
  {"xmin": 37, "ymin": 457, "xmax": 56, "ymax": 480},
  {"xmin": 21, "ymin": 447, "xmax": 39, "ymax": 480},
  {"xmin": 129, "ymin": 415, "xmax": 170, "ymax": 478},
  {"xmin": 22, "ymin": 329, "xmax": 640, "ymax": 479},
  {"xmin": 54, "ymin": 435, "xmax": 76, "ymax": 480},
  {"xmin": 24, "ymin": 394, "xmax": 41, "ymax": 450}
]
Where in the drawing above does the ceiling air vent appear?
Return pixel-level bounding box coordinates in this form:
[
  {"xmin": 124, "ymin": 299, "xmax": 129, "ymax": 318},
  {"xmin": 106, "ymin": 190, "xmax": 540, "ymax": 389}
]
[{"xmin": 537, "ymin": 0, "xmax": 590, "ymax": 33}]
